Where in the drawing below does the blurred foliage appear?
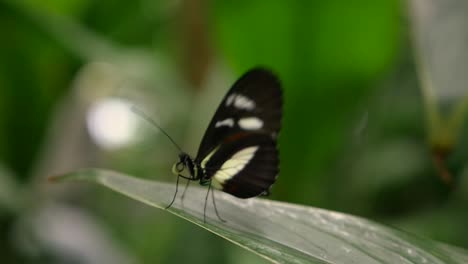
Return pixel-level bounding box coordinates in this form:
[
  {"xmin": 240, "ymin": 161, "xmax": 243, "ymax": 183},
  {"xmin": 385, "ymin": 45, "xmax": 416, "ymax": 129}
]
[{"xmin": 0, "ymin": 0, "xmax": 467, "ymax": 263}]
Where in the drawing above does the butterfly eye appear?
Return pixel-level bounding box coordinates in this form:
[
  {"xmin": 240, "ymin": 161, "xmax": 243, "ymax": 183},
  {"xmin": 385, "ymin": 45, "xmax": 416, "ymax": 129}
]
[{"xmin": 176, "ymin": 162, "xmax": 184, "ymax": 172}]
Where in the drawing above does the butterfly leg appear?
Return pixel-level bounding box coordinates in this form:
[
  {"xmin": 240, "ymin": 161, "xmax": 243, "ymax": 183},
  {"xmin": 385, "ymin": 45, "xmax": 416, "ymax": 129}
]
[
  {"xmin": 203, "ymin": 182, "xmax": 226, "ymax": 223},
  {"xmin": 165, "ymin": 174, "xmax": 181, "ymax": 209},
  {"xmin": 203, "ymin": 183, "xmax": 211, "ymax": 223},
  {"xmin": 180, "ymin": 179, "xmax": 191, "ymax": 206},
  {"xmin": 166, "ymin": 174, "xmax": 195, "ymax": 209},
  {"xmin": 211, "ymin": 187, "xmax": 226, "ymax": 222}
]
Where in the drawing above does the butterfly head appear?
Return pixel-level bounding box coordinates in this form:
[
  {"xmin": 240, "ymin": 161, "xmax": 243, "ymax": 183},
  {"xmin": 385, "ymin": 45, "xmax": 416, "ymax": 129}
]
[{"xmin": 172, "ymin": 152, "xmax": 195, "ymax": 179}]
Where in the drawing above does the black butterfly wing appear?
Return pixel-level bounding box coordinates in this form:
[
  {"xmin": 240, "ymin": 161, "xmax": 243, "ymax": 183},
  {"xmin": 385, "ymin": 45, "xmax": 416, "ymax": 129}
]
[
  {"xmin": 195, "ymin": 68, "xmax": 282, "ymax": 198},
  {"xmin": 195, "ymin": 68, "xmax": 282, "ymax": 160},
  {"xmin": 202, "ymin": 133, "xmax": 279, "ymax": 198}
]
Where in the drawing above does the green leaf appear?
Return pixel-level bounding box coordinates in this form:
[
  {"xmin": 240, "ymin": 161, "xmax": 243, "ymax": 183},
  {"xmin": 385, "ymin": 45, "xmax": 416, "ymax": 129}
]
[{"xmin": 52, "ymin": 169, "xmax": 468, "ymax": 264}]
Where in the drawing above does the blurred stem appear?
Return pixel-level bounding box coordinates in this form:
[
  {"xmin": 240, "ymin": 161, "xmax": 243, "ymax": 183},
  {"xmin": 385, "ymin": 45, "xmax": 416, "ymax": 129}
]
[
  {"xmin": 422, "ymin": 82, "xmax": 468, "ymax": 185},
  {"xmin": 448, "ymin": 95, "xmax": 468, "ymax": 141},
  {"xmin": 179, "ymin": 0, "xmax": 213, "ymax": 90},
  {"xmin": 413, "ymin": 39, "xmax": 452, "ymax": 184},
  {"xmin": 409, "ymin": 2, "xmax": 468, "ymax": 184}
]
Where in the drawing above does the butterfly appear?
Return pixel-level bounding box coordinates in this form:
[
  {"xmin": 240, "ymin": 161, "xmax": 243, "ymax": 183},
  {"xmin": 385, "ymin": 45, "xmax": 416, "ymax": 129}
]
[{"xmin": 166, "ymin": 67, "xmax": 282, "ymax": 221}]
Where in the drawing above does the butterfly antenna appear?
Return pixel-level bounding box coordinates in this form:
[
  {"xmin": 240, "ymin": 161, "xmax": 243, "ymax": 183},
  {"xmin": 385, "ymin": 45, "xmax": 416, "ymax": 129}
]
[{"xmin": 130, "ymin": 106, "xmax": 183, "ymax": 153}]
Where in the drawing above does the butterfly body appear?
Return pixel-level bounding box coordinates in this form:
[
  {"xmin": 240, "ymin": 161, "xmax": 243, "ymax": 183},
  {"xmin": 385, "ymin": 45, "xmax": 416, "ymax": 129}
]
[{"xmin": 172, "ymin": 68, "xmax": 282, "ymax": 200}]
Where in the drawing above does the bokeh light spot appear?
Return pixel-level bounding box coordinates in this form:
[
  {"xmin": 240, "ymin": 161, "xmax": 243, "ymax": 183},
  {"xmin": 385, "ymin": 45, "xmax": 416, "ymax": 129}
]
[{"xmin": 86, "ymin": 97, "xmax": 139, "ymax": 150}]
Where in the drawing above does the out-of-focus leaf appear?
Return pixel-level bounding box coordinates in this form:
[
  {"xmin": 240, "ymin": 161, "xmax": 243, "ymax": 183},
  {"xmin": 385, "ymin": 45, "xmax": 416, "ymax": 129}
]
[
  {"xmin": 212, "ymin": 0, "xmax": 399, "ymax": 81},
  {"xmin": 52, "ymin": 169, "xmax": 468, "ymax": 264},
  {"xmin": 21, "ymin": 0, "xmax": 89, "ymax": 16}
]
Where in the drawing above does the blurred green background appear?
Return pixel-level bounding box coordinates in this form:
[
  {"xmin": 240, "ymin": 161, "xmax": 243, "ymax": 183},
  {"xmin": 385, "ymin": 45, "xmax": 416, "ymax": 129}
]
[{"xmin": 0, "ymin": 0, "xmax": 467, "ymax": 263}]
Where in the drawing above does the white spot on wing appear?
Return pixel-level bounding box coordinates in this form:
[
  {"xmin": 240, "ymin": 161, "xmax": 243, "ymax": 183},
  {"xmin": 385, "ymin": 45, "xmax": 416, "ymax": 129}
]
[
  {"xmin": 234, "ymin": 94, "xmax": 255, "ymax": 110},
  {"xmin": 215, "ymin": 118, "xmax": 234, "ymax": 128},
  {"xmin": 225, "ymin": 93, "xmax": 255, "ymax": 110},
  {"xmin": 238, "ymin": 117, "xmax": 263, "ymax": 130},
  {"xmin": 225, "ymin": 94, "xmax": 236, "ymax": 106},
  {"xmin": 212, "ymin": 146, "xmax": 259, "ymax": 189}
]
